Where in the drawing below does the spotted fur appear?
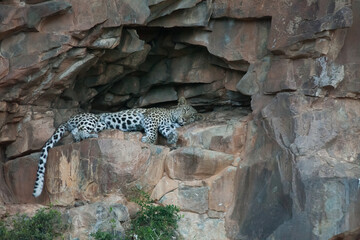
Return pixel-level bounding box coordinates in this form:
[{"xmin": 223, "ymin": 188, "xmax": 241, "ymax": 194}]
[
  {"xmin": 33, "ymin": 97, "xmax": 200, "ymax": 197},
  {"xmin": 100, "ymin": 97, "xmax": 200, "ymax": 144},
  {"xmin": 32, "ymin": 113, "xmax": 107, "ymax": 197}
]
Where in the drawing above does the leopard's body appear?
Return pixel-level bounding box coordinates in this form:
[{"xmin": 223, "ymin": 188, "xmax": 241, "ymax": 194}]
[{"xmin": 33, "ymin": 98, "xmax": 200, "ymax": 197}]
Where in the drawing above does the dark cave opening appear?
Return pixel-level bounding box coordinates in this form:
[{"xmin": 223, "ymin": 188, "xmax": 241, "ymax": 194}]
[{"xmin": 61, "ymin": 26, "xmax": 252, "ymax": 114}]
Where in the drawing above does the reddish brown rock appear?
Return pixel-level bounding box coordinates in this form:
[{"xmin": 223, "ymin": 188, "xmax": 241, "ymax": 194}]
[
  {"xmin": 264, "ymin": 58, "xmax": 297, "ymax": 94},
  {"xmin": 178, "ymin": 212, "xmax": 228, "ymax": 240},
  {"xmin": 148, "ymin": 1, "xmax": 212, "ymax": 27},
  {"xmin": 39, "ymin": 0, "xmax": 150, "ymax": 32},
  {"xmin": 45, "ymin": 138, "xmax": 168, "ymax": 205},
  {"xmin": 5, "ymin": 112, "xmax": 55, "ymax": 158},
  {"xmin": 147, "ymin": 0, "xmax": 202, "ymax": 23},
  {"xmin": 179, "ymin": 109, "xmax": 249, "ymax": 155},
  {"xmin": 206, "ymin": 166, "xmax": 236, "ymax": 212},
  {"xmin": 0, "ymin": 1, "xmax": 71, "ymax": 40},
  {"xmin": 4, "ymin": 153, "xmax": 49, "ymax": 204},
  {"xmin": 0, "ymin": 55, "xmax": 9, "ymax": 80},
  {"xmin": 140, "ymin": 50, "xmax": 226, "ymax": 90},
  {"xmin": 0, "ymin": 1, "xmax": 359, "ymax": 239},
  {"xmin": 0, "ymin": 162, "xmax": 14, "ymax": 204},
  {"xmin": 165, "ymin": 147, "xmax": 234, "ymax": 181},
  {"xmin": 65, "ymin": 202, "xmax": 130, "ymax": 239},
  {"xmin": 174, "ymin": 19, "xmax": 270, "ymax": 63},
  {"xmin": 329, "ymin": 227, "xmax": 360, "ymax": 240},
  {"xmin": 151, "ymin": 176, "xmax": 178, "ymax": 201}
]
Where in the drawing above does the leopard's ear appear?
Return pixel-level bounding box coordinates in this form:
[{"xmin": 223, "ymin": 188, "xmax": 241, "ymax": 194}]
[{"xmin": 178, "ymin": 97, "xmax": 187, "ymax": 105}]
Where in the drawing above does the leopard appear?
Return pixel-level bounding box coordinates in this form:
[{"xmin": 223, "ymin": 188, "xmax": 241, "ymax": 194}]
[{"xmin": 32, "ymin": 97, "xmax": 201, "ymax": 197}]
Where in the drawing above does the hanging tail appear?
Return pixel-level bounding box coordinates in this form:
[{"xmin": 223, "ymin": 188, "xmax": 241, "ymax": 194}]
[{"xmin": 33, "ymin": 124, "xmax": 67, "ymax": 197}]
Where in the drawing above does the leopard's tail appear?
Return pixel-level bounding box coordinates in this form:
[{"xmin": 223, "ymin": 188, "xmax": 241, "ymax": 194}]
[{"xmin": 33, "ymin": 124, "xmax": 67, "ymax": 197}]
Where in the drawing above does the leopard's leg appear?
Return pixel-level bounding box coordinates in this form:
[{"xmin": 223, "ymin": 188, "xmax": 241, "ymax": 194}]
[
  {"xmin": 159, "ymin": 124, "xmax": 179, "ymax": 144},
  {"xmin": 141, "ymin": 119, "xmax": 158, "ymax": 144},
  {"xmin": 79, "ymin": 131, "xmax": 98, "ymax": 140},
  {"xmin": 71, "ymin": 126, "xmax": 98, "ymax": 142}
]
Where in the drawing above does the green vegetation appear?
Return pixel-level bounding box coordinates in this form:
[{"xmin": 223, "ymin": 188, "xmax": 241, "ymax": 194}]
[
  {"xmin": 91, "ymin": 190, "xmax": 181, "ymax": 240},
  {"xmin": 0, "ymin": 191, "xmax": 181, "ymax": 240},
  {"xmin": 91, "ymin": 230, "xmax": 117, "ymax": 240},
  {"xmin": 127, "ymin": 190, "xmax": 181, "ymax": 240},
  {"xmin": 91, "ymin": 206, "xmax": 119, "ymax": 240},
  {"xmin": 0, "ymin": 208, "xmax": 66, "ymax": 240}
]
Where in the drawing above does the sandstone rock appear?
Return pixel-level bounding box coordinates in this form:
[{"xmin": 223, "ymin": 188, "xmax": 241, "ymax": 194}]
[
  {"xmin": 110, "ymin": 76, "xmax": 140, "ymax": 96},
  {"xmin": 236, "ymin": 57, "xmax": 270, "ymax": 96},
  {"xmin": 159, "ymin": 189, "xmax": 179, "ymax": 206},
  {"xmin": 0, "ymin": 1, "xmax": 359, "ymax": 239},
  {"xmin": 140, "ymin": 50, "xmax": 226, "ymax": 90},
  {"xmin": 178, "ymin": 185, "xmax": 208, "ymax": 213},
  {"xmin": 264, "ymin": 58, "xmax": 297, "ymax": 94},
  {"xmin": 0, "ymin": 123, "xmax": 17, "ymax": 144},
  {"xmin": 84, "ymin": 64, "xmax": 124, "ymax": 88},
  {"xmin": 334, "ymin": 0, "xmax": 360, "ymax": 97},
  {"xmin": 0, "ymin": 1, "xmax": 71, "ymax": 40},
  {"xmin": 0, "ymin": 32, "xmax": 72, "ymax": 70},
  {"xmin": 65, "ymin": 202, "xmax": 129, "ymax": 239},
  {"xmin": 102, "ymin": 29, "xmax": 145, "ymax": 62},
  {"xmin": 151, "ymin": 176, "xmax": 178, "ymax": 201},
  {"xmin": 225, "ymin": 143, "xmax": 293, "ymax": 240},
  {"xmin": 165, "ymin": 147, "xmax": 234, "ymax": 181},
  {"xmin": 39, "ymin": 0, "xmax": 149, "ymax": 32},
  {"xmin": 212, "ymin": 0, "xmax": 272, "ymax": 19},
  {"xmin": 206, "ymin": 166, "xmax": 237, "ymax": 212},
  {"xmin": 147, "ymin": 0, "xmax": 202, "ymax": 22},
  {"xmin": 148, "ymin": 1, "xmax": 212, "ymax": 28},
  {"xmin": 179, "ymin": 109, "xmax": 249, "ymax": 155},
  {"xmin": 178, "ymin": 212, "xmax": 228, "ymax": 240},
  {"xmin": 2, "ymin": 203, "xmax": 45, "ymax": 219},
  {"xmin": 0, "ymin": 55, "xmax": 9, "ymax": 80},
  {"xmin": 174, "ymin": 19, "xmax": 270, "ymax": 63},
  {"xmin": 45, "ymin": 138, "xmax": 168, "ymax": 205},
  {"xmin": 117, "ymin": 43, "xmax": 151, "ymax": 69},
  {"xmin": 180, "ymin": 80, "xmax": 225, "ymax": 100},
  {"xmin": 0, "ymin": 162, "xmax": 14, "ymax": 204},
  {"xmin": 137, "ymin": 86, "xmax": 177, "ymax": 107},
  {"xmin": 5, "ymin": 112, "xmax": 55, "ymax": 159},
  {"xmin": 226, "ymin": 93, "xmax": 360, "ymax": 239},
  {"xmin": 4, "ymin": 153, "xmax": 49, "ymax": 204}
]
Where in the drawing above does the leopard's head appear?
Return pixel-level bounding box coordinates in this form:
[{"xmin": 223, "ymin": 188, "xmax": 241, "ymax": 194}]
[{"xmin": 173, "ymin": 97, "xmax": 202, "ymax": 126}]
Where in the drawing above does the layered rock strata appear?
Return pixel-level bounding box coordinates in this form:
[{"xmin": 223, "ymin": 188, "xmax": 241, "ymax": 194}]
[{"xmin": 0, "ymin": 0, "xmax": 359, "ymax": 239}]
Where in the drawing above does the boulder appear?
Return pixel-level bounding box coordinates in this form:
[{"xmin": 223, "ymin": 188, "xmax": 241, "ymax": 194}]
[
  {"xmin": 0, "ymin": 1, "xmax": 71, "ymax": 40},
  {"xmin": 178, "ymin": 212, "xmax": 228, "ymax": 240},
  {"xmin": 45, "ymin": 137, "xmax": 168, "ymax": 205},
  {"xmin": 206, "ymin": 166, "xmax": 237, "ymax": 212},
  {"xmin": 174, "ymin": 19, "xmax": 270, "ymax": 63},
  {"xmin": 165, "ymin": 147, "xmax": 234, "ymax": 181},
  {"xmin": 148, "ymin": 1, "xmax": 212, "ymax": 28},
  {"xmin": 65, "ymin": 202, "xmax": 130, "ymax": 239},
  {"xmin": 177, "ymin": 185, "xmax": 208, "ymax": 213},
  {"xmin": 3, "ymin": 153, "xmax": 49, "ymax": 204},
  {"xmin": 150, "ymin": 175, "xmax": 178, "ymax": 201},
  {"xmin": 5, "ymin": 111, "xmax": 55, "ymax": 158}
]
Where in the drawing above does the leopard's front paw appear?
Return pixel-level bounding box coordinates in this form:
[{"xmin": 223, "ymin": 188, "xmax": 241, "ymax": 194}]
[
  {"xmin": 141, "ymin": 135, "xmax": 156, "ymax": 144},
  {"xmin": 141, "ymin": 136, "xmax": 149, "ymax": 143},
  {"xmin": 167, "ymin": 132, "xmax": 178, "ymax": 144}
]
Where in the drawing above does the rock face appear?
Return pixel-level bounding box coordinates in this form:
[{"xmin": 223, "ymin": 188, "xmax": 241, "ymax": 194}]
[{"xmin": 0, "ymin": 1, "xmax": 359, "ymax": 240}]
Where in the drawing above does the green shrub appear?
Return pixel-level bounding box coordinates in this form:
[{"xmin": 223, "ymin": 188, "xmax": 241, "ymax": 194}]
[
  {"xmin": 128, "ymin": 190, "xmax": 181, "ymax": 240},
  {"xmin": 91, "ymin": 230, "xmax": 117, "ymax": 240},
  {"xmin": 0, "ymin": 208, "xmax": 66, "ymax": 240},
  {"xmin": 90, "ymin": 209, "xmax": 119, "ymax": 240}
]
